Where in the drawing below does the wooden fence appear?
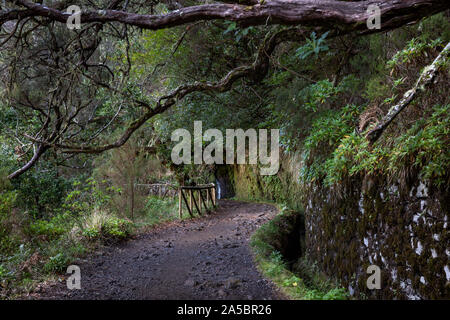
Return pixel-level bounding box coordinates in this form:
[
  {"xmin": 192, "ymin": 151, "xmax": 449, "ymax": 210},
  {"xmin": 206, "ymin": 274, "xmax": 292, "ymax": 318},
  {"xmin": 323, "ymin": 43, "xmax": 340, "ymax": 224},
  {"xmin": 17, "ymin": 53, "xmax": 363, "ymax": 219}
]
[{"xmin": 178, "ymin": 184, "xmax": 217, "ymax": 218}]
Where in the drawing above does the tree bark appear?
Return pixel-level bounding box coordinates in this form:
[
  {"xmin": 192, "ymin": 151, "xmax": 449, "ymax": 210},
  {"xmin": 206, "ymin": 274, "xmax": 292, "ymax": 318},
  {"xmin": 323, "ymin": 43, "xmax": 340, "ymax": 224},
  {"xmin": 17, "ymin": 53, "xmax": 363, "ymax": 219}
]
[{"xmin": 5, "ymin": 0, "xmax": 449, "ymax": 34}]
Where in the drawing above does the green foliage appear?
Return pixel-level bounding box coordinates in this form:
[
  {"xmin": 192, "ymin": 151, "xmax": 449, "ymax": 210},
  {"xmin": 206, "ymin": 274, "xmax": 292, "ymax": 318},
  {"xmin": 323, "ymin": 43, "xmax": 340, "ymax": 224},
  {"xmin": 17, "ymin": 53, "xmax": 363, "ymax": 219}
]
[
  {"xmin": 266, "ymin": 73, "xmax": 358, "ymax": 152},
  {"xmin": 145, "ymin": 196, "xmax": 173, "ymax": 213},
  {"xmin": 265, "ymin": 250, "xmax": 287, "ymax": 277},
  {"xmin": 295, "ymin": 31, "xmax": 330, "ymax": 60},
  {"xmin": 12, "ymin": 168, "xmax": 72, "ymax": 218},
  {"xmin": 305, "ymin": 287, "xmax": 348, "ymax": 300},
  {"xmin": 132, "ymin": 28, "xmax": 180, "ymax": 76},
  {"xmin": 301, "ymin": 80, "xmax": 340, "ymax": 112},
  {"xmin": 387, "ymin": 37, "xmax": 444, "ymax": 69},
  {"xmin": 137, "ymin": 195, "xmax": 182, "ymax": 227},
  {"xmin": 364, "ymin": 76, "xmax": 391, "ymax": 102},
  {"xmin": 0, "ymin": 190, "xmax": 17, "ymax": 217},
  {"xmin": 322, "ymin": 288, "xmax": 349, "ymax": 300},
  {"xmin": 0, "ymin": 168, "xmax": 12, "ymax": 192},
  {"xmin": 80, "ymin": 210, "xmax": 133, "ymax": 243},
  {"xmin": 82, "ymin": 226, "xmax": 100, "ymax": 240},
  {"xmin": 27, "ymin": 218, "xmax": 67, "ymax": 240},
  {"xmin": 223, "ymin": 22, "xmax": 256, "ymax": 42},
  {"xmin": 63, "ymin": 178, "xmax": 114, "ymax": 216},
  {"xmin": 43, "ymin": 253, "xmax": 69, "ymax": 274},
  {"xmin": 300, "ymin": 104, "xmax": 361, "ymax": 183},
  {"xmin": 101, "ymin": 217, "xmax": 133, "ymax": 241},
  {"xmin": 0, "ymin": 190, "xmax": 18, "ymax": 255},
  {"xmin": 323, "ymin": 132, "xmax": 384, "ymax": 185},
  {"xmin": 319, "ymin": 104, "xmax": 449, "ymax": 186},
  {"xmin": 387, "ymin": 104, "xmax": 449, "ymax": 184}
]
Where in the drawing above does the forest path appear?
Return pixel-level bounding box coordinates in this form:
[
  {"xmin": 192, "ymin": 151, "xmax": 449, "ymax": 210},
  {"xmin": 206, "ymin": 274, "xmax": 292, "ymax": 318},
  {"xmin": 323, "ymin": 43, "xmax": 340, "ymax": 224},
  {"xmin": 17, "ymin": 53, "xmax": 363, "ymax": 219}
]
[{"xmin": 34, "ymin": 200, "xmax": 283, "ymax": 300}]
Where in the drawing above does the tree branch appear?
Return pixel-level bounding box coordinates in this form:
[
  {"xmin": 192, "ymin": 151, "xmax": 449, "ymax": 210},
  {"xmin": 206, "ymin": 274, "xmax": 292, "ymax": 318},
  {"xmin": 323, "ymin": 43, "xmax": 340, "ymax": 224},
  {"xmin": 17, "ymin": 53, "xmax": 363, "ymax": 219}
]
[
  {"xmin": 4, "ymin": 0, "xmax": 449, "ymax": 179},
  {"xmin": 5, "ymin": 0, "xmax": 449, "ymax": 34},
  {"xmin": 19, "ymin": 27, "xmax": 309, "ymax": 154},
  {"xmin": 366, "ymin": 42, "xmax": 450, "ymax": 144},
  {"xmin": 7, "ymin": 144, "xmax": 49, "ymax": 179}
]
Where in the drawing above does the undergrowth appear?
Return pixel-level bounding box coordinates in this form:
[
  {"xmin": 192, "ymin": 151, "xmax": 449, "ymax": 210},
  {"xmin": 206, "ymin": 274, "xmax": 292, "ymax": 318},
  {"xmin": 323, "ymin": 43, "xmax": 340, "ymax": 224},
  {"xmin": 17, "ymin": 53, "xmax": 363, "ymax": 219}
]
[
  {"xmin": 300, "ymin": 35, "xmax": 449, "ymax": 189},
  {"xmin": 250, "ymin": 206, "xmax": 348, "ymax": 300},
  {"xmin": 0, "ymin": 177, "xmax": 188, "ymax": 299}
]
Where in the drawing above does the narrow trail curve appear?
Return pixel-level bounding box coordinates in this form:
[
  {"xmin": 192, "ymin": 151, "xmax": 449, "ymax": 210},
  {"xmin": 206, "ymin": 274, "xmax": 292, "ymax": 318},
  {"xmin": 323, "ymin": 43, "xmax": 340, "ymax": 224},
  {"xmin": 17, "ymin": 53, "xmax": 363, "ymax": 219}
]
[{"xmin": 35, "ymin": 200, "xmax": 284, "ymax": 300}]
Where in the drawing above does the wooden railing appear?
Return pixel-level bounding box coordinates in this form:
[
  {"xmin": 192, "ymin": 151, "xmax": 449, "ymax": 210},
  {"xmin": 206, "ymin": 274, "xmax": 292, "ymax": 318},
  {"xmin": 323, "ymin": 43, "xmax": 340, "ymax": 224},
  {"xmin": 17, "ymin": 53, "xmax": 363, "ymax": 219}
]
[{"xmin": 178, "ymin": 184, "xmax": 217, "ymax": 218}]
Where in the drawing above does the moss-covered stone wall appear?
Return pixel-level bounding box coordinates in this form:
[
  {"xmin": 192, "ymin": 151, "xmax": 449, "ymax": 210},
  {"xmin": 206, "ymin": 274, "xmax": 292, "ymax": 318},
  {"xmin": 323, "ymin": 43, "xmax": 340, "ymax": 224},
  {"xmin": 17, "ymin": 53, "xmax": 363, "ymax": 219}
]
[
  {"xmin": 231, "ymin": 158, "xmax": 449, "ymax": 299},
  {"xmin": 230, "ymin": 152, "xmax": 304, "ymax": 211},
  {"xmin": 305, "ymin": 175, "xmax": 449, "ymax": 299}
]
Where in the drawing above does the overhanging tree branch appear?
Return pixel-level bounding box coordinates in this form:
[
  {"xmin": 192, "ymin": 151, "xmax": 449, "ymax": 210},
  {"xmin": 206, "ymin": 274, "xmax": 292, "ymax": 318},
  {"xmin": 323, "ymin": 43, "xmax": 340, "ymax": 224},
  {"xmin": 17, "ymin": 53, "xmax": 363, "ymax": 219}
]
[
  {"xmin": 3, "ymin": 0, "xmax": 450, "ymax": 179},
  {"xmin": 4, "ymin": 0, "xmax": 449, "ymax": 34},
  {"xmin": 17, "ymin": 27, "xmax": 309, "ymax": 155}
]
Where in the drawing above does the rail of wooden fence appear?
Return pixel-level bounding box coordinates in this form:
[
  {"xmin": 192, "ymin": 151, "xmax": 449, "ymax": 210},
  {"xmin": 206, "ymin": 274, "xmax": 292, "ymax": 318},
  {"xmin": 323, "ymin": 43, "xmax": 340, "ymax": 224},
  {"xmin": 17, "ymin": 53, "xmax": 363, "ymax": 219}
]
[{"xmin": 178, "ymin": 184, "xmax": 217, "ymax": 218}]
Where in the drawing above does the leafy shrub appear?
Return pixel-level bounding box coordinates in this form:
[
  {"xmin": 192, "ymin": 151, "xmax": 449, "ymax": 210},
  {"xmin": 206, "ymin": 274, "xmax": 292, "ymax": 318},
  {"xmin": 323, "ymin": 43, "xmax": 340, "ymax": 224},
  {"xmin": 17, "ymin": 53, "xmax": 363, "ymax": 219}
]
[
  {"xmin": 0, "ymin": 190, "xmax": 16, "ymax": 217},
  {"xmin": 80, "ymin": 210, "xmax": 133, "ymax": 243},
  {"xmin": 0, "ymin": 190, "xmax": 18, "ymax": 254},
  {"xmin": 321, "ymin": 104, "xmax": 449, "ymax": 186},
  {"xmin": 12, "ymin": 168, "xmax": 72, "ymax": 218},
  {"xmin": 63, "ymin": 178, "xmax": 113, "ymax": 216},
  {"xmin": 300, "ymin": 80, "xmax": 341, "ymax": 112},
  {"xmin": 265, "ymin": 251, "xmax": 286, "ymax": 277},
  {"xmin": 282, "ymin": 275, "xmax": 303, "ymax": 288},
  {"xmin": 145, "ymin": 196, "xmax": 169, "ymax": 213},
  {"xmin": 143, "ymin": 196, "xmax": 179, "ymax": 225},
  {"xmin": 101, "ymin": 217, "xmax": 133, "ymax": 241},
  {"xmin": 304, "ymin": 287, "xmax": 349, "ymax": 300},
  {"xmin": 27, "ymin": 219, "xmax": 66, "ymax": 240},
  {"xmin": 296, "ymin": 31, "xmax": 330, "ymax": 60},
  {"xmin": 81, "ymin": 226, "xmax": 100, "ymax": 240},
  {"xmin": 301, "ymin": 100, "xmax": 449, "ymax": 188},
  {"xmin": 322, "ymin": 288, "xmax": 349, "ymax": 300},
  {"xmin": 387, "ymin": 38, "xmax": 444, "ymax": 69},
  {"xmin": 300, "ymin": 104, "xmax": 361, "ymax": 183},
  {"xmin": 387, "ymin": 104, "xmax": 449, "ymax": 185},
  {"xmin": 43, "ymin": 253, "xmax": 69, "ymax": 273}
]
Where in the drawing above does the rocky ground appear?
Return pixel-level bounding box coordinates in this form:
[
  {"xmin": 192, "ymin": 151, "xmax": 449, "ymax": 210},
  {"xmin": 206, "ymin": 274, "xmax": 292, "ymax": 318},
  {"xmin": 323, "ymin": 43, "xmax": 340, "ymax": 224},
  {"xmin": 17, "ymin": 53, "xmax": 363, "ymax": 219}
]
[{"xmin": 33, "ymin": 200, "xmax": 284, "ymax": 300}]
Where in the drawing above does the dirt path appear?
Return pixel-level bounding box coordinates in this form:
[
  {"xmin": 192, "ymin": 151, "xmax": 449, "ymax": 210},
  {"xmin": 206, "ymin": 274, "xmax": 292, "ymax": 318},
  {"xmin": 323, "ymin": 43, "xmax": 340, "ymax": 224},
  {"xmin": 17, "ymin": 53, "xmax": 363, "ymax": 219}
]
[{"xmin": 35, "ymin": 200, "xmax": 283, "ymax": 300}]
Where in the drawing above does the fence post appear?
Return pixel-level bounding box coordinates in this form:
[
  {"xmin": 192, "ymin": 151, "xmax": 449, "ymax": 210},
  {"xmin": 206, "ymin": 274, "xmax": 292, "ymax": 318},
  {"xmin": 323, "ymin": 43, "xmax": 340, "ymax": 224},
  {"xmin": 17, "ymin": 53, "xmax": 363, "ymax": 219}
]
[
  {"xmin": 178, "ymin": 188, "xmax": 182, "ymax": 218},
  {"xmin": 199, "ymin": 189, "xmax": 209, "ymax": 214},
  {"xmin": 189, "ymin": 189, "xmax": 193, "ymax": 213}
]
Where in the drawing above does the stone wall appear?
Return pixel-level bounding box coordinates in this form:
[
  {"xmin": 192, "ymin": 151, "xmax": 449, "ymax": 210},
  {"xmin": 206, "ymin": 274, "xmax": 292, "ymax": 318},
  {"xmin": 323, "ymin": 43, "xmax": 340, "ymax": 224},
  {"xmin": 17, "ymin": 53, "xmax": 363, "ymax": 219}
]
[{"xmin": 305, "ymin": 175, "xmax": 449, "ymax": 299}]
